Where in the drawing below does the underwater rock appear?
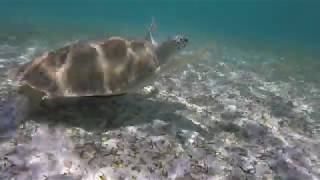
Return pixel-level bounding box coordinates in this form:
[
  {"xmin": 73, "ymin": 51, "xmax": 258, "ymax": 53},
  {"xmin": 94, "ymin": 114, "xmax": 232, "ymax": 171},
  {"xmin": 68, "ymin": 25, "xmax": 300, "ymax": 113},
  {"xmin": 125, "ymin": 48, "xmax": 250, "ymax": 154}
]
[
  {"xmin": 78, "ymin": 143, "xmax": 97, "ymax": 160},
  {"xmin": 176, "ymin": 129, "xmax": 204, "ymax": 148},
  {"xmin": 45, "ymin": 174, "xmax": 79, "ymax": 180},
  {"xmin": 238, "ymin": 156, "xmax": 256, "ymax": 174},
  {"xmin": 241, "ymin": 121, "xmax": 268, "ymax": 142},
  {"xmin": 168, "ymin": 155, "xmax": 191, "ymax": 179},
  {"xmin": 254, "ymin": 161, "xmax": 273, "ymax": 178},
  {"xmin": 269, "ymin": 157, "xmax": 314, "ymax": 180},
  {"xmin": 227, "ymin": 146, "xmax": 248, "ymax": 157},
  {"xmin": 146, "ymin": 119, "xmax": 171, "ymax": 136},
  {"xmin": 269, "ymin": 95, "xmax": 294, "ymax": 117},
  {"xmin": 142, "ymin": 86, "xmax": 158, "ymax": 96},
  {"xmin": 220, "ymin": 111, "xmax": 243, "ymax": 121},
  {"xmin": 175, "ymin": 173, "xmax": 196, "ymax": 180},
  {"xmin": 228, "ymin": 166, "xmax": 248, "ymax": 180}
]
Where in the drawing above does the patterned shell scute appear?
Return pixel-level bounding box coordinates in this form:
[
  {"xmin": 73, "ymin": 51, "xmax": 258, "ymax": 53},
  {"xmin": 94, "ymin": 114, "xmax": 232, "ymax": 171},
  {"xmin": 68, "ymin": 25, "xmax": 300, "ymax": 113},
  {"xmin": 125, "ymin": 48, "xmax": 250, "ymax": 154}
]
[{"xmin": 19, "ymin": 37, "xmax": 159, "ymax": 98}]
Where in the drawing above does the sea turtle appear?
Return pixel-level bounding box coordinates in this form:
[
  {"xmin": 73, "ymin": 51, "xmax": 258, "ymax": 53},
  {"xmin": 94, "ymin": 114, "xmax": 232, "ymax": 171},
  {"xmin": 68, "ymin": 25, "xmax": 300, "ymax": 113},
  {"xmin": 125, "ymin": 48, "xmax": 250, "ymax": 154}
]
[{"xmin": 10, "ymin": 21, "xmax": 188, "ymax": 107}]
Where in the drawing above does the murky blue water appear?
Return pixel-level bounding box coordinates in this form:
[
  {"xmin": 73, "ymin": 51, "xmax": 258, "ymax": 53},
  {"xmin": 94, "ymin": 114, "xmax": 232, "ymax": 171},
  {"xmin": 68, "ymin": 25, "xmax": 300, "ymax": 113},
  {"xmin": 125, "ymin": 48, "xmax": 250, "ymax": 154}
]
[{"xmin": 0, "ymin": 1, "xmax": 320, "ymax": 179}]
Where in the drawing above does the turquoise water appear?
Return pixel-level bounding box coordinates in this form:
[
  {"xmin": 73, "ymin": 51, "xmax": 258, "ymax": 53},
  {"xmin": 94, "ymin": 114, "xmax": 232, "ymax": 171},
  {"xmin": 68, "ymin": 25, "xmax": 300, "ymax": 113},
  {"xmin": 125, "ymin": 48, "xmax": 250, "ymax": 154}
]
[
  {"xmin": 1, "ymin": 1, "xmax": 320, "ymax": 179},
  {"xmin": 1, "ymin": 1, "xmax": 320, "ymax": 48}
]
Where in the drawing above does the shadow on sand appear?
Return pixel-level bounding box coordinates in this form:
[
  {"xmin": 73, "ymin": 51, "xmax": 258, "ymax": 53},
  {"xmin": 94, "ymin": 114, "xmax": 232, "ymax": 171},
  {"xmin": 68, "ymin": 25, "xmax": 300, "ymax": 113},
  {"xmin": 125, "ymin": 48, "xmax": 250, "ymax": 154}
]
[{"xmin": 27, "ymin": 93, "xmax": 207, "ymax": 136}]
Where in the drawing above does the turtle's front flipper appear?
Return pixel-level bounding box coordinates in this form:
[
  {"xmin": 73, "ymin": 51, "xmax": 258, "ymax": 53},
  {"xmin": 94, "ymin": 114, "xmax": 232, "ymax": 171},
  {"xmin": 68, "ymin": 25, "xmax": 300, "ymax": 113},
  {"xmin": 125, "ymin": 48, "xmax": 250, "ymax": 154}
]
[{"xmin": 145, "ymin": 17, "xmax": 158, "ymax": 47}]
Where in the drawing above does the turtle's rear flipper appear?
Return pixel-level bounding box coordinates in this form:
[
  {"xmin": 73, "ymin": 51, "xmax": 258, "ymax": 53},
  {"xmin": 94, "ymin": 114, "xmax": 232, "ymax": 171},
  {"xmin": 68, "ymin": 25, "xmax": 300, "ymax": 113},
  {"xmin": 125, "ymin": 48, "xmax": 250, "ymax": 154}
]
[{"xmin": 7, "ymin": 61, "xmax": 34, "ymax": 81}]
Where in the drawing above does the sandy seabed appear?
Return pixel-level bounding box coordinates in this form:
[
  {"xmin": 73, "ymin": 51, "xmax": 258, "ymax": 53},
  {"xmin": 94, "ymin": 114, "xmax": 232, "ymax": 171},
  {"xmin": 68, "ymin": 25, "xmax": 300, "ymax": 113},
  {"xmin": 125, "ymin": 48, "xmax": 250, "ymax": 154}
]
[{"xmin": 0, "ymin": 42, "xmax": 320, "ymax": 180}]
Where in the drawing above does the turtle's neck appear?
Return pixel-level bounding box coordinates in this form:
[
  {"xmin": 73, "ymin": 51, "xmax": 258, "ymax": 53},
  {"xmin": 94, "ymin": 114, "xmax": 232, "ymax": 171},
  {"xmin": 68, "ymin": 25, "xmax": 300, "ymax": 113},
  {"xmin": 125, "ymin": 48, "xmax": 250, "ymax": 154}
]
[{"xmin": 155, "ymin": 40, "xmax": 177, "ymax": 65}]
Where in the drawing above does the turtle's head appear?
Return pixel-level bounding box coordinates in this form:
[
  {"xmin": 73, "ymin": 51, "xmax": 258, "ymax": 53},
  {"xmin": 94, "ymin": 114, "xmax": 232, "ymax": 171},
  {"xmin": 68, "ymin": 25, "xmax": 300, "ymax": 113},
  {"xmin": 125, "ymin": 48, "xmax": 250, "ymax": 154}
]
[
  {"xmin": 156, "ymin": 34, "xmax": 189, "ymax": 64},
  {"xmin": 171, "ymin": 34, "xmax": 189, "ymax": 50}
]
